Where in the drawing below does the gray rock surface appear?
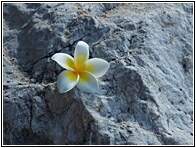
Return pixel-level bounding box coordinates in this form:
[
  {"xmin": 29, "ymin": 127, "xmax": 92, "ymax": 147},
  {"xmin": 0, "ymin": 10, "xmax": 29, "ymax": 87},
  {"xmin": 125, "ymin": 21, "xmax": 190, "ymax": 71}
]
[{"xmin": 3, "ymin": 3, "xmax": 193, "ymax": 145}]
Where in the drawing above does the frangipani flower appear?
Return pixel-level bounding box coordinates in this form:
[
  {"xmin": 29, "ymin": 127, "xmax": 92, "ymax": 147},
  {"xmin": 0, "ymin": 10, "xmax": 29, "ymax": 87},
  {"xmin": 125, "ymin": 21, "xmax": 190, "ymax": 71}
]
[{"xmin": 51, "ymin": 41, "xmax": 109, "ymax": 93}]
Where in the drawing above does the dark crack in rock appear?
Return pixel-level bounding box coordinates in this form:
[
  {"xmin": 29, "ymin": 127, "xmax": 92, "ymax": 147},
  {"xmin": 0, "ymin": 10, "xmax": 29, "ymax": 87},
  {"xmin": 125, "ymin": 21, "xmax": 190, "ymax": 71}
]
[{"xmin": 3, "ymin": 3, "xmax": 193, "ymax": 145}]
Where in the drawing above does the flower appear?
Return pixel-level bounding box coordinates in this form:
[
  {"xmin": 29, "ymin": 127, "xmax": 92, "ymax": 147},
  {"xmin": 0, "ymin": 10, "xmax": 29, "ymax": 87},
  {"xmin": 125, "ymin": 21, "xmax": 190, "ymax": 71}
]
[{"xmin": 51, "ymin": 41, "xmax": 110, "ymax": 93}]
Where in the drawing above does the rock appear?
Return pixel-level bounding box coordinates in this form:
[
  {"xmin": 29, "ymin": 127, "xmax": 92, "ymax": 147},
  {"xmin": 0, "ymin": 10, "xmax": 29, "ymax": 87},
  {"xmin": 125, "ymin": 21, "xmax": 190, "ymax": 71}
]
[{"xmin": 3, "ymin": 3, "xmax": 193, "ymax": 145}]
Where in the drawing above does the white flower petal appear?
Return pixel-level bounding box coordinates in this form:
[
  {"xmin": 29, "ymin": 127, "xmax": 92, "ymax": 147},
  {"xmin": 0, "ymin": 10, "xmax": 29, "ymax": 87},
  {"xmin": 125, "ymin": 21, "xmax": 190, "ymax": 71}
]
[
  {"xmin": 82, "ymin": 58, "xmax": 110, "ymax": 78},
  {"xmin": 74, "ymin": 41, "xmax": 89, "ymax": 68},
  {"xmin": 51, "ymin": 53, "xmax": 74, "ymax": 70},
  {"xmin": 57, "ymin": 70, "xmax": 79, "ymax": 93},
  {"xmin": 77, "ymin": 71, "xmax": 98, "ymax": 93}
]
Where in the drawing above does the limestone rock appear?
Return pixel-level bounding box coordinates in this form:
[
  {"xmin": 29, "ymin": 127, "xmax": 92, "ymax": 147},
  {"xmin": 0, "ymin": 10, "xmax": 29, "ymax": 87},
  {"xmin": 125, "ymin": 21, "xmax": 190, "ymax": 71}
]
[{"xmin": 3, "ymin": 3, "xmax": 193, "ymax": 145}]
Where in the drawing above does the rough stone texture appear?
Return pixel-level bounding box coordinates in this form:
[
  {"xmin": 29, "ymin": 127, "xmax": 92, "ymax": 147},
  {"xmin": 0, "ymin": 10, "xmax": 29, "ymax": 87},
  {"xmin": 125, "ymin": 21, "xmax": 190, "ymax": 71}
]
[{"xmin": 3, "ymin": 3, "xmax": 193, "ymax": 145}]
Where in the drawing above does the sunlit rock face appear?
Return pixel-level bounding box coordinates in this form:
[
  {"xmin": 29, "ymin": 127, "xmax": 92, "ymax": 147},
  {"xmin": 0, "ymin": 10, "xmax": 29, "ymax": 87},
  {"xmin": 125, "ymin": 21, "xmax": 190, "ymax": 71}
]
[{"xmin": 3, "ymin": 3, "xmax": 193, "ymax": 145}]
